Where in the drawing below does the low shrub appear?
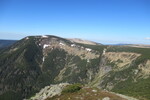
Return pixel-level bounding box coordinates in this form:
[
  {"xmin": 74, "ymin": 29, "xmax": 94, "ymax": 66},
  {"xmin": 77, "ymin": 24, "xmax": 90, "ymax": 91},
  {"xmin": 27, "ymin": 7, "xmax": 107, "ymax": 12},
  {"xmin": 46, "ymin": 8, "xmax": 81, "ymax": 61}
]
[{"xmin": 62, "ymin": 84, "xmax": 82, "ymax": 93}]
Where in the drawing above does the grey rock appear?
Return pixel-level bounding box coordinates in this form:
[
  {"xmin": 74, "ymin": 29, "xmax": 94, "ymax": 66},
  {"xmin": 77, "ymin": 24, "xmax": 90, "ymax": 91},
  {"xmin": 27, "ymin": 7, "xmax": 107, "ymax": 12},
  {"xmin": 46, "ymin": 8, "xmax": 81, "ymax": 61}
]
[
  {"xmin": 102, "ymin": 97, "xmax": 110, "ymax": 100},
  {"xmin": 29, "ymin": 83, "xmax": 69, "ymax": 100}
]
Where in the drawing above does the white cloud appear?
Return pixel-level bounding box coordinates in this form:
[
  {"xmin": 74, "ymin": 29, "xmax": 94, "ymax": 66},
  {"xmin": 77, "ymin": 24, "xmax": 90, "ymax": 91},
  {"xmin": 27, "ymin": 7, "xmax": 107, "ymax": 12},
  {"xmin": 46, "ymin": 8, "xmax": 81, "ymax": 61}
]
[{"xmin": 145, "ymin": 37, "xmax": 150, "ymax": 40}]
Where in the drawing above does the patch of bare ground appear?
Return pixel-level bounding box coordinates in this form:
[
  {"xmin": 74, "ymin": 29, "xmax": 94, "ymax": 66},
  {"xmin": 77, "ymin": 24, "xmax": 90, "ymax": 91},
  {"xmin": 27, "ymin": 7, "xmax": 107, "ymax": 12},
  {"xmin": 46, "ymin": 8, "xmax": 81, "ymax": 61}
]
[{"xmin": 47, "ymin": 87, "xmax": 127, "ymax": 100}]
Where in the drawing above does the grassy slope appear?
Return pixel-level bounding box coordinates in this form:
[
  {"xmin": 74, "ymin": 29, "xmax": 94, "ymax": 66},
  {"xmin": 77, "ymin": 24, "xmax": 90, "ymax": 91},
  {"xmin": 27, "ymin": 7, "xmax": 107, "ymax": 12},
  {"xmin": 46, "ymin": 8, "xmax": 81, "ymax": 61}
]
[
  {"xmin": 105, "ymin": 46, "xmax": 150, "ymax": 100},
  {"xmin": 0, "ymin": 38, "xmax": 43, "ymax": 99},
  {"xmin": 0, "ymin": 37, "xmax": 150, "ymax": 100},
  {"xmin": 47, "ymin": 87, "xmax": 127, "ymax": 100},
  {"xmin": 0, "ymin": 38, "xmax": 105, "ymax": 100}
]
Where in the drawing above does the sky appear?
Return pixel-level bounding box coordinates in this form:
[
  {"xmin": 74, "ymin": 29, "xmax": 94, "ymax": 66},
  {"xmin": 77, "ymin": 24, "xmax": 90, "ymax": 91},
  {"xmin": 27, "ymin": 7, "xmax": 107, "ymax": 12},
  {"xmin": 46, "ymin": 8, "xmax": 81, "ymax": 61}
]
[{"xmin": 0, "ymin": 0, "xmax": 150, "ymax": 44}]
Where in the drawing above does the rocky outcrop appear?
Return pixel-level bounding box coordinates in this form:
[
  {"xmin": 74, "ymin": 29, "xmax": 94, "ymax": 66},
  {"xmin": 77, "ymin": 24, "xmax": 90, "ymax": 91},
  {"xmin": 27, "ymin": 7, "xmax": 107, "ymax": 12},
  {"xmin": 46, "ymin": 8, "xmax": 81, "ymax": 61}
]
[
  {"xmin": 40, "ymin": 36, "xmax": 99, "ymax": 61},
  {"xmin": 0, "ymin": 35, "xmax": 150, "ymax": 100},
  {"xmin": 90, "ymin": 51, "xmax": 141, "ymax": 88},
  {"xmin": 105, "ymin": 52, "xmax": 141, "ymax": 70},
  {"xmin": 102, "ymin": 97, "xmax": 110, "ymax": 100},
  {"xmin": 137, "ymin": 60, "xmax": 150, "ymax": 78},
  {"xmin": 29, "ymin": 83, "xmax": 69, "ymax": 100}
]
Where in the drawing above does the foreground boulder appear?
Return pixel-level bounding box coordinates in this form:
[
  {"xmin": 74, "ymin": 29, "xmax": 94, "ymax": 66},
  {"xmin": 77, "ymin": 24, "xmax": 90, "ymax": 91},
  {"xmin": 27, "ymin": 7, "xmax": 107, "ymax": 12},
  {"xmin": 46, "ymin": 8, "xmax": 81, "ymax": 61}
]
[{"xmin": 29, "ymin": 83, "xmax": 69, "ymax": 100}]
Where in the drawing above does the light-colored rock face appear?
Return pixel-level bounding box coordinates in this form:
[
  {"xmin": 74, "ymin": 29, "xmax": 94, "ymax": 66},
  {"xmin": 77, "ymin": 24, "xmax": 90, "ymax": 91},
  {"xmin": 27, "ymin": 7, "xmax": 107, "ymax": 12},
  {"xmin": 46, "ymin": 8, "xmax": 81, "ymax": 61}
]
[
  {"xmin": 105, "ymin": 52, "xmax": 141, "ymax": 69},
  {"xmin": 39, "ymin": 37, "xmax": 99, "ymax": 60},
  {"xmin": 90, "ymin": 52, "xmax": 141, "ymax": 88},
  {"xmin": 29, "ymin": 83, "xmax": 69, "ymax": 100},
  {"xmin": 54, "ymin": 63, "xmax": 76, "ymax": 82},
  {"xmin": 138, "ymin": 60, "xmax": 150, "ymax": 78},
  {"xmin": 102, "ymin": 97, "xmax": 110, "ymax": 100}
]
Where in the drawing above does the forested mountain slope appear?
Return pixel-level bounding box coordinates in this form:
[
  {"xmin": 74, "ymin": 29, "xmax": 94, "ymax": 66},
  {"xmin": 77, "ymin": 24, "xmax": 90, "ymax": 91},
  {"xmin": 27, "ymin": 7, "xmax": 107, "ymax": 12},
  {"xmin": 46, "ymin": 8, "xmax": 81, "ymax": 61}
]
[{"xmin": 0, "ymin": 35, "xmax": 149, "ymax": 100}]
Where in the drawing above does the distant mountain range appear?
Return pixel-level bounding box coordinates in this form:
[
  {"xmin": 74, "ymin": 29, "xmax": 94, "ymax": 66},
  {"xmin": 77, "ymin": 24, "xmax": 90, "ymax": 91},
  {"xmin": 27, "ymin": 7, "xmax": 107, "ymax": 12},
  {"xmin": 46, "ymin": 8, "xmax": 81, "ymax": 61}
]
[
  {"xmin": 0, "ymin": 36, "xmax": 150, "ymax": 100},
  {"xmin": 105, "ymin": 43, "xmax": 150, "ymax": 47},
  {"xmin": 0, "ymin": 40, "xmax": 17, "ymax": 48},
  {"xmin": 0, "ymin": 39, "xmax": 149, "ymax": 48}
]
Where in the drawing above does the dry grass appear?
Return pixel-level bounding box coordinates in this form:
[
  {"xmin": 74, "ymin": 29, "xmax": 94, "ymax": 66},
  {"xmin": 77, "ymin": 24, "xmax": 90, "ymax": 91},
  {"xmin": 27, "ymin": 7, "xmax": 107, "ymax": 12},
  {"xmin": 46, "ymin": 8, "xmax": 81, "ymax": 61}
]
[{"xmin": 46, "ymin": 87, "xmax": 127, "ymax": 100}]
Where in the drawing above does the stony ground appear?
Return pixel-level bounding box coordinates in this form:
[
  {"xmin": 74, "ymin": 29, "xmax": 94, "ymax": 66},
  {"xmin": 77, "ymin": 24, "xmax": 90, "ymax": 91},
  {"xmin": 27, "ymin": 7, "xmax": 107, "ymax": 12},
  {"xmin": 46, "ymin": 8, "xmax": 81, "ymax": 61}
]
[
  {"xmin": 29, "ymin": 83, "xmax": 69, "ymax": 100},
  {"xmin": 29, "ymin": 83, "xmax": 138, "ymax": 100},
  {"xmin": 46, "ymin": 87, "xmax": 128, "ymax": 100}
]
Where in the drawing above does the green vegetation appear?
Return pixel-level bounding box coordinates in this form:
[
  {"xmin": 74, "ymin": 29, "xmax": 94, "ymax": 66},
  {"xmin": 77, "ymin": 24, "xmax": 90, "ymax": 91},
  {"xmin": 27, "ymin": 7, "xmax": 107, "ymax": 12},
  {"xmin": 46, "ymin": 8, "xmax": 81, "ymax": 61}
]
[
  {"xmin": 49, "ymin": 87, "xmax": 126, "ymax": 100},
  {"xmin": 107, "ymin": 46, "xmax": 150, "ymax": 61},
  {"xmin": 99, "ymin": 46, "xmax": 150, "ymax": 100},
  {"xmin": 0, "ymin": 37, "xmax": 43, "ymax": 100},
  {"xmin": 42, "ymin": 48, "xmax": 67, "ymax": 83},
  {"xmin": 77, "ymin": 43, "xmax": 106, "ymax": 54},
  {"xmin": 62, "ymin": 84, "xmax": 82, "ymax": 93},
  {"xmin": 112, "ymin": 78, "xmax": 150, "ymax": 100},
  {"xmin": 0, "ymin": 91, "xmax": 22, "ymax": 100},
  {"xmin": 0, "ymin": 36, "xmax": 150, "ymax": 100}
]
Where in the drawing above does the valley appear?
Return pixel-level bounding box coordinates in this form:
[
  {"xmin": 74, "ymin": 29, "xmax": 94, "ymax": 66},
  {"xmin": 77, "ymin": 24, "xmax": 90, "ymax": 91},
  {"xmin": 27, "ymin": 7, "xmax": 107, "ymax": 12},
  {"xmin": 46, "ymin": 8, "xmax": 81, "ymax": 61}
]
[{"xmin": 0, "ymin": 35, "xmax": 150, "ymax": 100}]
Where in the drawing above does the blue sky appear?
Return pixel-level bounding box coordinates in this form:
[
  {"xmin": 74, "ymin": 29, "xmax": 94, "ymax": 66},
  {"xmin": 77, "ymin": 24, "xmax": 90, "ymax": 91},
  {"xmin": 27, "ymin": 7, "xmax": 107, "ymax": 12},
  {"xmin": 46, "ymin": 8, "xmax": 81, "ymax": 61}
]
[{"xmin": 0, "ymin": 0, "xmax": 150, "ymax": 44}]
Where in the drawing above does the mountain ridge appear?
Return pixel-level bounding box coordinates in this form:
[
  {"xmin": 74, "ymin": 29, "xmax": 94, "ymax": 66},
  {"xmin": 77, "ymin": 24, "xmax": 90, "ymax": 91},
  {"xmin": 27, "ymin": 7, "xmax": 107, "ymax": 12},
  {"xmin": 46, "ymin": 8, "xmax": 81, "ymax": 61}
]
[
  {"xmin": 67, "ymin": 38, "xmax": 101, "ymax": 45},
  {"xmin": 0, "ymin": 35, "xmax": 150, "ymax": 100}
]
